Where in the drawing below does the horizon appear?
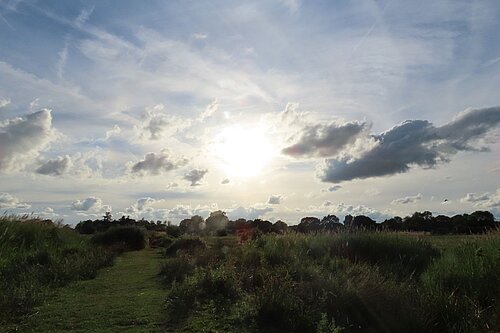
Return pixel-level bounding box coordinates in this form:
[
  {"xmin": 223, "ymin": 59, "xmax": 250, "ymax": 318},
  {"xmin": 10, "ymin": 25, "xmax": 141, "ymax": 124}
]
[{"xmin": 1, "ymin": 0, "xmax": 499, "ymax": 225}]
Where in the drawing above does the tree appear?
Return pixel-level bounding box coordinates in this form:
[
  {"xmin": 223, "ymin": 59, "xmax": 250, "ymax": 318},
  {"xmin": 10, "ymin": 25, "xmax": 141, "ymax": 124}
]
[
  {"xmin": 205, "ymin": 211, "xmax": 229, "ymax": 234},
  {"xmin": 297, "ymin": 216, "xmax": 321, "ymax": 233},
  {"xmin": 179, "ymin": 215, "xmax": 205, "ymax": 234},
  {"xmin": 320, "ymin": 215, "xmax": 342, "ymax": 231},
  {"xmin": 103, "ymin": 211, "xmax": 112, "ymax": 223}
]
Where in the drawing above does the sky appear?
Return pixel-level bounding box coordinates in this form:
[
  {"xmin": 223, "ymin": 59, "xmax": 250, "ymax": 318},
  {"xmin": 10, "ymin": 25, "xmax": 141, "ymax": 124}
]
[{"xmin": 0, "ymin": 0, "xmax": 499, "ymax": 225}]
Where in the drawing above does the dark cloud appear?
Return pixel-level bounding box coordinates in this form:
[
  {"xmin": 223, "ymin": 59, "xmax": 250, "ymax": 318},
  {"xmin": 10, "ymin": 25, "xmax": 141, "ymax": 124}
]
[
  {"xmin": 282, "ymin": 121, "xmax": 366, "ymax": 158},
  {"xmin": 130, "ymin": 150, "xmax": 187, "ymax": 176},
  {"xmin": 36, "ymin": 155, "xmax": 71, "ymax": 176},
  {"xmin": 0, "ymin": 109, "xmax": 56, "ymax": 172},
  {"xmin": 221, "ymin": 178, "xmax": 230, "ymax": 184},
  {"xmin": 184, "ymin": 168, "xmax": 208, "ymax": 186},
  {"xmin": 320, "ymin": 107, "xmax": 500, "ymax": 183}
]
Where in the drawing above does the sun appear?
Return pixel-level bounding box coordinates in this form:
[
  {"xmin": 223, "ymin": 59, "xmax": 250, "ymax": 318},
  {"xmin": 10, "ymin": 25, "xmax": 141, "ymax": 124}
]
[{"xmin": 213, "ymin": 125, "xmax": 276, "ymax": 178}]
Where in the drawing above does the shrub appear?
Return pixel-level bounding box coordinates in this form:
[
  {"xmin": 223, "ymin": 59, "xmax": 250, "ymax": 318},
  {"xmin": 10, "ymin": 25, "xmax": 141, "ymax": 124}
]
[
  {"xmin": 160, "ymin": 257, "xmax": 194, "ymax": 285},
  {"xmin": 165, "ymin": 237, "xmax": 206, "ymax": 257},
  {"xmin": 149, "ymin": 234, "xmax": 173, "ymax": 248},
  {"xmin": 91, "ymin": 226, "xmax": 146, "ymax": 251}
]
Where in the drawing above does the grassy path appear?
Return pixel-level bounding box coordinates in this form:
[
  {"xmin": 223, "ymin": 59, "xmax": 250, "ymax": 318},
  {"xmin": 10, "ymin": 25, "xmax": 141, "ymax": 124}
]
[{"xmin": 19, "ymin": 249, "xmax": 165, "ymax": 333}]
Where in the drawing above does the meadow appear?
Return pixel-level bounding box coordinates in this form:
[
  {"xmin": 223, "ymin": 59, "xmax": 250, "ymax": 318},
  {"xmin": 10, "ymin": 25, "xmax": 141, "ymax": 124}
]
[
  {"xmin": 0, "ymin": 215, "xmax": 144, "ymax": 329},
  {"xmin": 159, "ymin": 232, "xmax": 500, "ymax": 333},
  {"xmin": 1, "ymin": 214, "xmax": 499, "ymax": 332}
]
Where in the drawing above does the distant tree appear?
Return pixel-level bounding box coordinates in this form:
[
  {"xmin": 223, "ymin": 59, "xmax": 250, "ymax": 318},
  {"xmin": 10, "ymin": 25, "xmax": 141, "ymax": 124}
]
[
  {"xmin": 103, "ymin": 211, "xmax": 112, "ymax": 223},
  {"xmin": 320, "ymin": 214, "xmax": 342, "ymax": 231},
  {"xmin": 251, "ymin": 219, "xmax": 274, "ymax": 233},
  {"xmin": 381, "ymin": 216, "xmax": 403, "ymax": 231},
  {"xmin": 273, "ymin": 220, "xmax": 288, "ymax": 233},
  {"xmin": 179, "ymin": 215, "xmax": 205, "ymax": 234},
  {"xmin": 343, "ymin": 215, "xmax": 353, "ymax": 228},
  {"xmin": 205, "ymin": 211, "xmax": 229, "ymax": 234},
  {"xmin": 351, "ymin": 215, "xmax": 376, "ymax": 230},
  {"xmin": 297, "ymin": 216, "xmax": 321, "ymax": 233}
]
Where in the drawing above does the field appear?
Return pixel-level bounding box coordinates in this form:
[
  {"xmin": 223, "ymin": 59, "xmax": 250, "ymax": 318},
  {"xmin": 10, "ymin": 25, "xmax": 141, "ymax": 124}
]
[
  {"xmin": 1, "ymin": 216, "xmax": 499, "ymax": 332},
  {"xmin": 159, "ymin": 232, "xmax": 500, "ymax": 333}
]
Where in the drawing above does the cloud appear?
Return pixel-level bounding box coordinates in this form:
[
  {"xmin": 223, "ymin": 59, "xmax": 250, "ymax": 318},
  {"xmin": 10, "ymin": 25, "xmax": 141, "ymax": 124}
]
[
  {"xmin": 36, "ymin": 155, "xmax": 72, "ymax": 176},
  {"xmin": 320, "ymin": 107, "xmax": 500, "ymax": 183},
  {"xmin": 126, "ymin": 197, "xmax": 157, "ymax": 214},
  {"xmin": 221, "ymin": 178, "xmax": 230, "ymax": 184},
  {"xmin": 278, "ymin": 0, "xmax": 300, "ymax": 13},
  {"xmin": 0, "ymin": 97, "xmax": 10, "ymax": 109},
  {"xmin": 391, "ymin": 193, "xmax": 423, "ymax": 205},
  {"xmin": 327, "ymin": 185, "xmax": 342, "ymax": 192},
  {"xmin": 166, "ymin": 182, "xmax": 179, "ymax": 190},
  {"xmin": 282, "ymin": 120, "xmax": 367, "ymax": 158},
  {"xmin": 460, "ymin": 189, "xmax": 500, "ymax": 208},
  {"xmin": 130, "ymin": 150, "xmax": 187, "ymax": 176},
  {"xmin": 227, "ymin": 205, "xmax": 273, "ymax": 220},
  {"xmin": 70, "ymin": 196, "xmax": 111, "ymax": 212},
  {"xmin": 199, "ymin": 99, "xmax": 218, "ymax": 121},
  {"xmin": 267, "ymin": 194, "xmax": 283, "ymax": 205},
  {"xmin": 184, "ymin": 168, "xmax": 208, "ymax": 186},
  {"xmin": 191, "ymin": 32, "xmax": 208, "ymax": 40},
  {"xmin": 137, "ymin": 104, "xmax": 190, "ymax": 141},
  {"xmin": 0, "ymin": 109, "xmax": 57, "ymax": 172},
  {"xmin": 0, "ymin": 192, "xmax": 30, "ymax": 209}
]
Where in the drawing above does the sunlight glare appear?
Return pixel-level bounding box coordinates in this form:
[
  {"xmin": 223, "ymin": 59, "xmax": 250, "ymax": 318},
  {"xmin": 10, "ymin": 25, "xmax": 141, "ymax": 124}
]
[{"xmin": 214, "ymin": 125, "xmax": 275, "ymax": 178}]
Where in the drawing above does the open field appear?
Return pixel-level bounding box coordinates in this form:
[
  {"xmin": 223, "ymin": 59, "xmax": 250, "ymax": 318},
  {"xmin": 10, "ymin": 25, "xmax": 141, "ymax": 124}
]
[{"xmin": 1, "ymin": 216, "xmax": 499, "ymax": 332}]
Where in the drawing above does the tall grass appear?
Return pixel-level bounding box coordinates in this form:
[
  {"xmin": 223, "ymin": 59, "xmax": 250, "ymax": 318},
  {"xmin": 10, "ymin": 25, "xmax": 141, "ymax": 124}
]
[
  {"xmin": 0, "ymin": 215, "xmax": 116, "ymax": 325},
  {"xmin": 159, "ymin": 232, "xmax": 500, "ymax": 332}
]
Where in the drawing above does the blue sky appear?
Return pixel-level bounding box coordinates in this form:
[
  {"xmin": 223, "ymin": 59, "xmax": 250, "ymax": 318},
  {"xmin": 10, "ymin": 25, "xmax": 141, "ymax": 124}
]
[{"xmin": 0, "ymin": 0, "xmax": 499, "ymax": 224}]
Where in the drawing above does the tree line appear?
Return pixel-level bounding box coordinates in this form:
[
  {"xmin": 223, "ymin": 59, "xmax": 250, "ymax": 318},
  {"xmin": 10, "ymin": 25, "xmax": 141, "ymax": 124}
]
[{"xmin": 75, "ymin": 210, "xmax": 499, "ymax": 236}]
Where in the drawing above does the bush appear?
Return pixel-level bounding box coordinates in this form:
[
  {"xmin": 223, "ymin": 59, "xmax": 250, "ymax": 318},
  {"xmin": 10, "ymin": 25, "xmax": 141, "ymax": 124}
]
[
  {"xmin": 91, "ymin": 226, "xmax": 146, "ymax": 251},
  {"xmin": 160, "ymin": 257, "xmax": 194, "ymax": 285},
  {"xmin": 165, "ymin": 237, "xmax": 206, "ymax": 257},
  {"xmin": 149, "ymin": 233, "xmax": 173, "ymax": 248}
]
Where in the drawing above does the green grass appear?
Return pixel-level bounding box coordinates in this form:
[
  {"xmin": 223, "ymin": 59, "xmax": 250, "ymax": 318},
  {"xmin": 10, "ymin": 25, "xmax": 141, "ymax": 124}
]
[
  {"xmin": 0, "ymin": 216, "xmax": 116, "ymax": 326},
  {"xmin": 15, "ymin": 249, "xmax": 166, "ymax": 333},
  {"xmin": 159, "ymin": 232, "xmax": 500, "ymax": 333}
]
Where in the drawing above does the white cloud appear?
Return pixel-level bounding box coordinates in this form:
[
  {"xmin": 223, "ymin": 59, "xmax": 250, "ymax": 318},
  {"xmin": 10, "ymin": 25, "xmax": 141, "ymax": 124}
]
[
  {"xmin": 0, "ymin": 97, "xmax": 10, "ymax": 109},
  {"xmin": 0, "ymin": 192, "xmax": 30, "ymax": 209},
  {"xmin": 227, "ymin": 205, "xmax": 273, "ymax": 220},
  {"xmin": 191, "ymin": 32, "xmax": 208, "ymax": 40},
  {"xmin": 267, "ymin": 194, "xmax": 283, "ymax": 205},
  {"xmin": 0, "ymin": 109, "xmax": 58, "ymax": 172},
  {"xmin": 391, "ymin": 193, "xmax": 423, "ymax": 205},
  {"xmin": 70, "ymin": 196, "xmax": 111, "ymax": 213},
  {"xmin": 136, "ymin": 104, "xmax": 191, "ymax": 141},
  {"xmin": 460, "ymin": 189, "xmax": 500, "ymax": 208}
]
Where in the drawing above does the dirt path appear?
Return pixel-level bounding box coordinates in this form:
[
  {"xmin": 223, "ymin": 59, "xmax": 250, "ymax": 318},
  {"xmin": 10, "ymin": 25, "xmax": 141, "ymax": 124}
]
[{"xmin": 19, "ymin": 249, "xmax": 165, "ymax": 333}]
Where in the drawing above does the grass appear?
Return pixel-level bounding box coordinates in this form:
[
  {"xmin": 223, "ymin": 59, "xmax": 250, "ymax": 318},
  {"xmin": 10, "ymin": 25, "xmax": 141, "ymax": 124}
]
[
  {"xmin": 0, "ymin": 216, "xmax": 116, "ymax": 327},
  {"xmin": 159, "ymin": 231, "xmax": 500, "ymax": 333},
  {"xmin": 15, "ymin": 249, "xmax": 166, "ymax": 333}
]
